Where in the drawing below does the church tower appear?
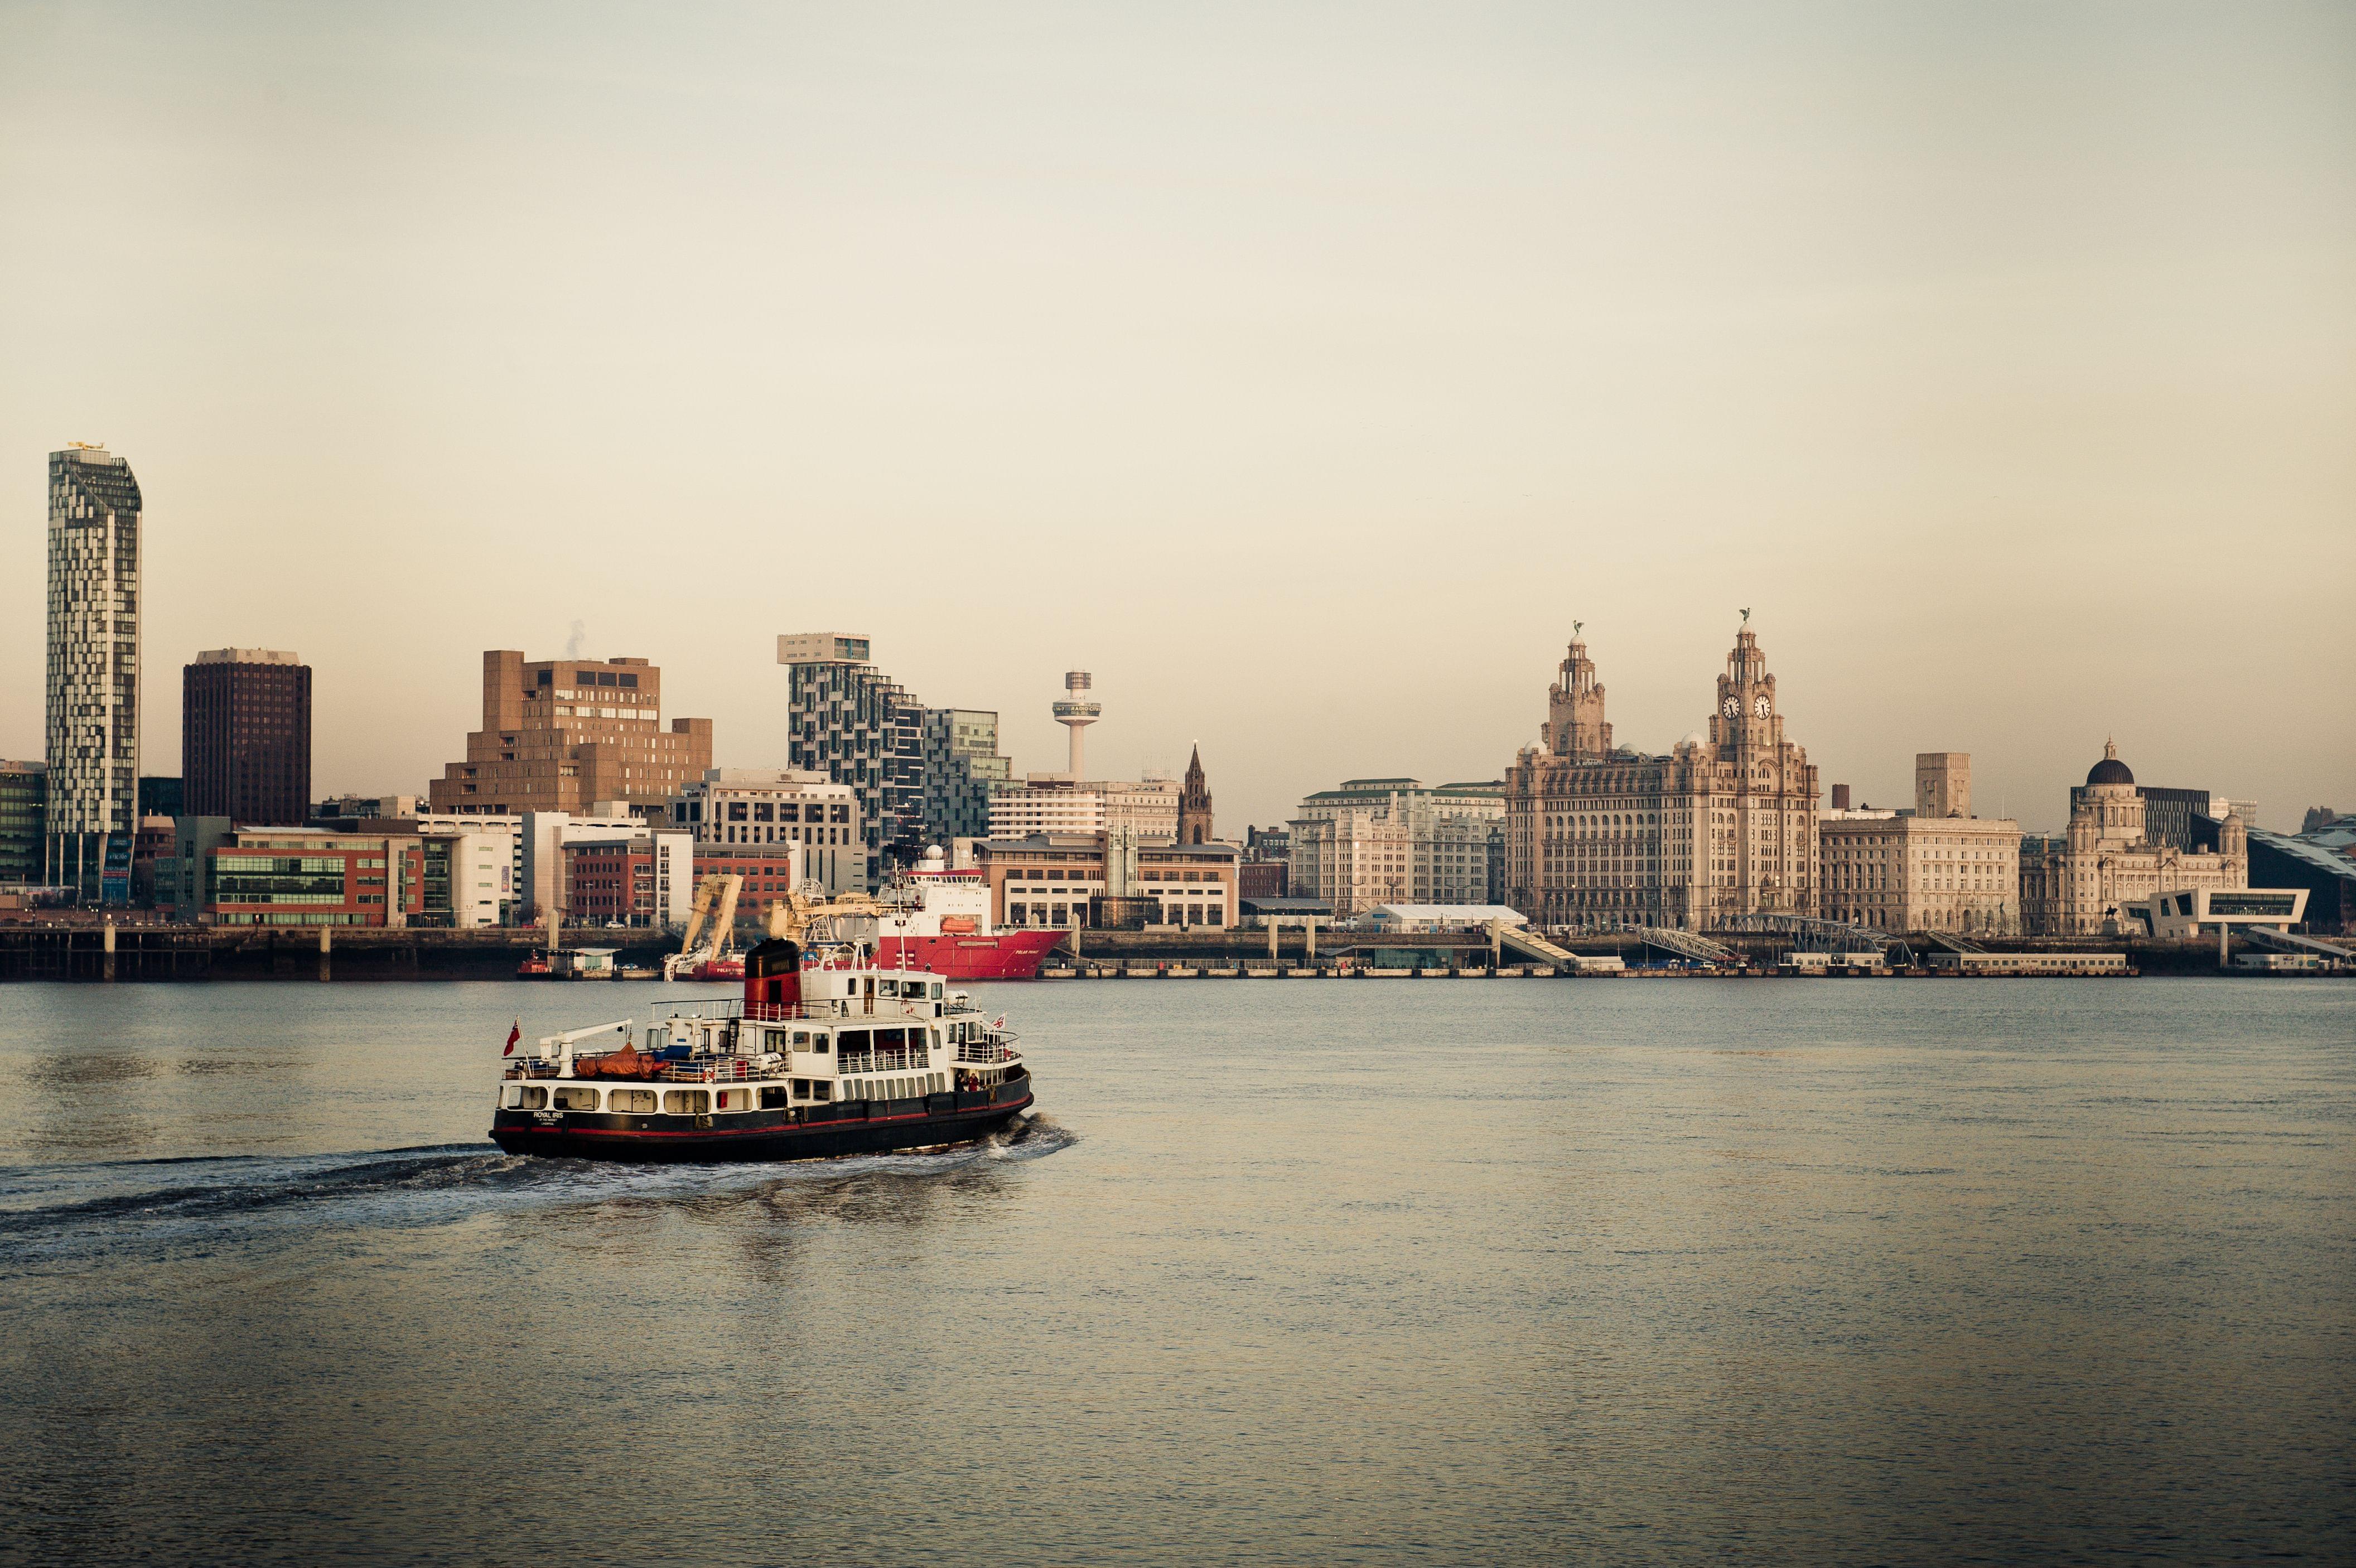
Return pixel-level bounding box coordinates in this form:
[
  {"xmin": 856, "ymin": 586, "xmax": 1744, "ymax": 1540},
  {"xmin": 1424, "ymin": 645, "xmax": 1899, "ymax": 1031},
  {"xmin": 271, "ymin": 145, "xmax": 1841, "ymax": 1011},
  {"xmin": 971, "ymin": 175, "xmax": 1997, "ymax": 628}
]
[
  {"xmin": 1177, "ymin": 745, "xmax": 1214, "ymax": 845},
  {"xmin": 1542, "ymin": 633, "xmax": 1612, "ymax": 760}
]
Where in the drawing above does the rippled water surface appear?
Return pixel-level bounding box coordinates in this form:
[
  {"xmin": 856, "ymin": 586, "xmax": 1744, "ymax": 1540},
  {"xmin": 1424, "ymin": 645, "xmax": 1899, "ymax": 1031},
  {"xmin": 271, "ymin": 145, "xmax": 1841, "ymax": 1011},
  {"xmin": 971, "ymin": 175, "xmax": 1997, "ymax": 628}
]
[{"xmin": 2, "ymin": 977, "xmax": 2351, "ymax": 1565}]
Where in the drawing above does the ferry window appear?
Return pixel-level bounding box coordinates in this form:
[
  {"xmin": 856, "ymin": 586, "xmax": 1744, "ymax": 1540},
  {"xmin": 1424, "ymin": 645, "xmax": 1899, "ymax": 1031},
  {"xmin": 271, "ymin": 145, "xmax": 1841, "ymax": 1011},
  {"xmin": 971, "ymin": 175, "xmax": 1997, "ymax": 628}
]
[
  {"xmin": 879, "ymin": 980, "xmax": 899, "ymax": 997},
  {"xmin": 813, "ymin": 1034, "xmax": 830, "ymax": 1053},
  {"xmin": 837, "ymin": 1030, "xmax": 867, "ymax": 1054},
  {"xmin": 610, "ymin": 1089, "xmax": 656, "ymax": 1113},
  {"xmin": 514, "ymin": 1085, "xmax": 547, "ymax": 1109},
  {"xmin": 791, "ymin": 1080, "xmax": 811, "ymax": 1100},
  {"xmin": 792, "ymin": 1030, "xmax": 810, "ymax": 1046},
  {"xmin": 761, "ymin": 1086, "xmax": 787, "ymax": 1108},
  {"xmin": 716, "ymin": 1088, "xmax": 748, "ymax": 1112},
  {"xmin": 929, "ymin": 982, "xmax": 943, "ymax": 998},
  {"xmin": 663, "ymin": 1089, "xmax": 710, "ymax": 1115},
  {"xmin": 554, "ymin": 1085, "xmax": 601, "ymax": 1112},
  {"xmin": 812, "ymin": 1083, "xmax": 831, "ymax": 1102}
]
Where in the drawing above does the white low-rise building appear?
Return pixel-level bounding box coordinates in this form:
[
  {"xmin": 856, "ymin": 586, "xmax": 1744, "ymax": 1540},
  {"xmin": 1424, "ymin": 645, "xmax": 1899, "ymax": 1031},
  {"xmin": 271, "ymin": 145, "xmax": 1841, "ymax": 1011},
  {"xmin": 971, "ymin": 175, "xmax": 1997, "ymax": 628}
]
[
  {"xmin": 987, "ymin": 776, "xmax": 1181, "ymax": 843},
  {"xmin": 665, "ymin": 769, "xmax": 861, "ymax": 894},
  {"xmin": 1366, "ymin": 903, "xmax": 1528, "ymax": 933}
]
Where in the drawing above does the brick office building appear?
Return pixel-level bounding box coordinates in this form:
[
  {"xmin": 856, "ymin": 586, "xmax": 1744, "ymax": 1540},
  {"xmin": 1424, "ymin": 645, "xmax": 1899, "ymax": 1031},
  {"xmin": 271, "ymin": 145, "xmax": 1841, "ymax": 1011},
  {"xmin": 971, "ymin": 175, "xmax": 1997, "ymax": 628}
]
[
  {"xmin": 563, "ymin": 840, "xmax": 656, "ymax": 926},
  {"xmin": 184, "ymin": 649, "xmax": 312, "ymax": 826},
  {"xmin": 429, "ymin": 650, "xmax": 713, "ymax": 817}
]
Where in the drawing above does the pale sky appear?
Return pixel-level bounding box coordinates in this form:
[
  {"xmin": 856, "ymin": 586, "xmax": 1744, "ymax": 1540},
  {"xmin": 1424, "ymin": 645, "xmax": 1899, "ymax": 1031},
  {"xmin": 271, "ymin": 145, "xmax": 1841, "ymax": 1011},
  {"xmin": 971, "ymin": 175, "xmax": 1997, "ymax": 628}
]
[{"xmin": 4, "ymin": 2, "xmax": 2350, "ymax": 833}]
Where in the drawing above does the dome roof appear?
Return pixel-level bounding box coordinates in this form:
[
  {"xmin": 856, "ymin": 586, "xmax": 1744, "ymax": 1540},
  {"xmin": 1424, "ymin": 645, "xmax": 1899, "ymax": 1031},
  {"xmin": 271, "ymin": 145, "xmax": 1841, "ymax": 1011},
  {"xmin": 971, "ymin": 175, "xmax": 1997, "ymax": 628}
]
[{"xmin": 2086, "ymin": 738, "xmax": 2133, "ymax": 787}]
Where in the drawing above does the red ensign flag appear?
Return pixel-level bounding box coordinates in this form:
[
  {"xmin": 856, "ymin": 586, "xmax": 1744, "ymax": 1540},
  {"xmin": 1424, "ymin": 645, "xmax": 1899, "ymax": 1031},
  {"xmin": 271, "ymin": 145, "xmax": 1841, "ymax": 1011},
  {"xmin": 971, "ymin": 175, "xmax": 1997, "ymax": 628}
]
[{"xmin": 504, "ymin": 1020, "xmax": 520, "ymax": 1056}]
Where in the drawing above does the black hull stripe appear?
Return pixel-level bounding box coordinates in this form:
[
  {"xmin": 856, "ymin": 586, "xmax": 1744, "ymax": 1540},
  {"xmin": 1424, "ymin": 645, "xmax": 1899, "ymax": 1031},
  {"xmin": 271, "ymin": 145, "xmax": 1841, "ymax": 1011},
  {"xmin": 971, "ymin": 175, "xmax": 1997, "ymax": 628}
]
[{"xmin": 490, "ymin": 1097, "xmax": 1032, "ymax": 1163}]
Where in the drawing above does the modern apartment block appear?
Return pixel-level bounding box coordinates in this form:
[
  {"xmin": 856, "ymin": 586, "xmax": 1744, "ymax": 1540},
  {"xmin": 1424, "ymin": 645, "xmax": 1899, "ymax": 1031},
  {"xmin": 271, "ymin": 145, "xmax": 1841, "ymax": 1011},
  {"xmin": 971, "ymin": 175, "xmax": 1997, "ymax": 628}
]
[
  {"xmin": 922, "ymin": 709, "xmax": 1011, "ymax": 845},
  {"xmin": 428, "ymin": 651, "xmax": 713, "ymax": 817},
  {"xmin": 779, "ymin": 634, "xmax": 927, "ymax": 884},
  {"xmin": 988, "ymin": 777, "xmax": 1185, "ymax": 843},
  {"xmin": 1290, "ymin": 779, "xmax": 1505, "ymax": 917},
  {"xmin": 184, "ymin": 648, "xmax": 312, "ymax": 826},
  {"xmin": 0, "ymin": 761, "xmax": 46, "ymax": 886},
  {"xmin": 45, "ymin": 445, "xmax": 143, "ymax": 901}
]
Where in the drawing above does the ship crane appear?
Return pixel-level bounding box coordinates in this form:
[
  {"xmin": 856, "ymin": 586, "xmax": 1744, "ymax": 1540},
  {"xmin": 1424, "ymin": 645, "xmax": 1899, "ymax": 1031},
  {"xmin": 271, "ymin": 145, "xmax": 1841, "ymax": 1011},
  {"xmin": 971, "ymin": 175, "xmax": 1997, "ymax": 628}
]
[{"xmin": 663, "ymin": 874, "xmax": 745, "ymax": 980}]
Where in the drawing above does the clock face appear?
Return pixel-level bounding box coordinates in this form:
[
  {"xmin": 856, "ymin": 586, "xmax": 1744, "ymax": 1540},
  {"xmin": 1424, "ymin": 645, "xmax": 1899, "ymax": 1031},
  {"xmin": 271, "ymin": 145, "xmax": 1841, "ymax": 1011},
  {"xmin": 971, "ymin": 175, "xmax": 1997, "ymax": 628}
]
[
  {"xmin": 1722, "ymin": 697, "xmax": 1740, "ymax": 718},
  {"xmin": 1753, "ymin": 696, "xmax": 1770, "ymax": 718}
]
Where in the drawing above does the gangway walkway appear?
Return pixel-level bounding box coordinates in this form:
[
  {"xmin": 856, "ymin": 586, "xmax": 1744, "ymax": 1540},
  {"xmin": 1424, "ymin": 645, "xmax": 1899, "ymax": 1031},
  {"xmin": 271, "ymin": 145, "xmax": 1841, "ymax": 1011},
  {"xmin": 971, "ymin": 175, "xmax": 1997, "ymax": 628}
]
[
  {"xmin": 2239, "ymin": 926, "xmax": 2353, "ymax": 964},
  {"xmin": 1604, "ymin": 924, "xmax": 1738, "ymax": 966},
  {"xmin": 1720, "ymin": 911, "xmax": 1903, "ymax": 956},
  {"xmin": 1491, "ymin": 922, "xmax": 1627, "ymax": 973}
]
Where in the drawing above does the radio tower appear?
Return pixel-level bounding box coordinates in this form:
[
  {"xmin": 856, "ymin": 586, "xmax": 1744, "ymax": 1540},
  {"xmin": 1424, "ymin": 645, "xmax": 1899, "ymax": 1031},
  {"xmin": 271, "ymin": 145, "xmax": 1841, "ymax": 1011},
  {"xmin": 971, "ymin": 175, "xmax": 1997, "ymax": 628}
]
[{"xmin": 1053, "ymin": 670, "xmax": 1101, "ymax": 781}]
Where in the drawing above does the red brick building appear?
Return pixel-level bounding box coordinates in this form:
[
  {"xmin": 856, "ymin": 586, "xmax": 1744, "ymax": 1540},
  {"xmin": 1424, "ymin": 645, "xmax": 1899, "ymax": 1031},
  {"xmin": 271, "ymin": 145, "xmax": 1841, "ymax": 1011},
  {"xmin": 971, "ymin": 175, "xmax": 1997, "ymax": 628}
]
[{"xmin": 562, "ymin": 841, "xmax": 655, "ymax": 925}]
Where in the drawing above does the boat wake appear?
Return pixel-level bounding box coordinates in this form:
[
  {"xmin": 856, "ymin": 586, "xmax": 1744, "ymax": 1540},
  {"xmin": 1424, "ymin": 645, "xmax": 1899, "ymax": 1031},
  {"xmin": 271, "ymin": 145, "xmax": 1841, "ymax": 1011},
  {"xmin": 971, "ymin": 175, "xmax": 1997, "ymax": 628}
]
[{"xmin": 0, "ymin": 1115, "xmax": 1074, "ymax": 1271}]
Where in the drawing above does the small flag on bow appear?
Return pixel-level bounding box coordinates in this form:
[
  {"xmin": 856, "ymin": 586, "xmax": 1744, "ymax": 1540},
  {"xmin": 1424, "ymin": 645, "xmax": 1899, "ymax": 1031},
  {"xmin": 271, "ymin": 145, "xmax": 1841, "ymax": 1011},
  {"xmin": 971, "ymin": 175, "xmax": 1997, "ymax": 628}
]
[{"xmin": 504, "ymin": 1020, "xmax": 520, "ymax": 1056}]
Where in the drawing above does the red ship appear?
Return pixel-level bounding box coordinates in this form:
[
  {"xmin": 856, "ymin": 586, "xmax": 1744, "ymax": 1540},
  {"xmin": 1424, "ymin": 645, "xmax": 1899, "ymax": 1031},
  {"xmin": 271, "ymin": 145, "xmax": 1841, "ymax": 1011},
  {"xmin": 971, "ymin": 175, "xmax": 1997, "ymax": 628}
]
[
  {"xmin": 875, "ymin": 928, "xmax": 1065, "ymax": 980},
  {"xmin": 872, "ymin": 850, "xmax": 1067, "ymax": 980},
  {"xmin": 663, "ymin": 848, "xmax": 1068, "ymax": 983}
]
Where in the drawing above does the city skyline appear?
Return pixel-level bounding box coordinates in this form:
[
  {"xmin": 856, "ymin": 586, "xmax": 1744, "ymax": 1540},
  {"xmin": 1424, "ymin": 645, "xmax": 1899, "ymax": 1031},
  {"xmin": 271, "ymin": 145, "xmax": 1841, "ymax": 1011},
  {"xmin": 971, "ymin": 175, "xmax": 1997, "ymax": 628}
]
[{"xmin": 5, "ymin": 4, "xmax": 2352, "ymax": 833}]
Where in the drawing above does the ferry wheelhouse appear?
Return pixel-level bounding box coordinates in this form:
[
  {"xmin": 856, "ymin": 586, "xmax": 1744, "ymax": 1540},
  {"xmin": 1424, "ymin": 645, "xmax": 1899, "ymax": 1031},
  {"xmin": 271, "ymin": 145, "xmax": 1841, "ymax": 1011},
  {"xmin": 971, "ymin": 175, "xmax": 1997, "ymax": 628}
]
[{"xmin": 491, "ymin": 935, "xmax": 1032, "ymax": 1162}]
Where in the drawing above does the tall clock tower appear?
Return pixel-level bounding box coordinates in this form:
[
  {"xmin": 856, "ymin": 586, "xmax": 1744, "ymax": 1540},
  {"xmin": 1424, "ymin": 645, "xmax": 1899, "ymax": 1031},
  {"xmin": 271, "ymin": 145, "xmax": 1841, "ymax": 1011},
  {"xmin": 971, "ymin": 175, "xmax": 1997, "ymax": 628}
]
[
  {"xmin": 1691, "ymin": 621, "xmax": 1818, "ymax": 924},
  {"xmin": 1710, "ymin": 627, "xmax": 1784, "ymax": 755}
]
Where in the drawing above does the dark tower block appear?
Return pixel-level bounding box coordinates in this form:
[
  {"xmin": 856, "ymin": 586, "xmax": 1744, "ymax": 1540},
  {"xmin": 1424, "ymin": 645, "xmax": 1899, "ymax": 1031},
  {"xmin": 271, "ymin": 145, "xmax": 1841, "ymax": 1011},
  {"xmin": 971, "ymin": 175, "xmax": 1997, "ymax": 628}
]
[
  {"xmin": 183, "ymin": 649, "xmax": 313, "ymax": 826},
  {"xmin": 1178, "ymin": 745, "xmax": 1214, "ymax": 846}
]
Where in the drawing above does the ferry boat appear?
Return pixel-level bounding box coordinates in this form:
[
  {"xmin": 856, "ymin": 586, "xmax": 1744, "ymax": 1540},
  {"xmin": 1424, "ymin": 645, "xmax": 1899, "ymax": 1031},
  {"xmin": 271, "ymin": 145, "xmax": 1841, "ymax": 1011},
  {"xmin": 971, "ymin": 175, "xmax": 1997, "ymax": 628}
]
[
  {"xmin": 491, "ymin": 934, "xmax": 1033, "ymax": 1162},
  {"xmin": 872, "ymin": 847, "xmax": 1065, "ymax": 981}
]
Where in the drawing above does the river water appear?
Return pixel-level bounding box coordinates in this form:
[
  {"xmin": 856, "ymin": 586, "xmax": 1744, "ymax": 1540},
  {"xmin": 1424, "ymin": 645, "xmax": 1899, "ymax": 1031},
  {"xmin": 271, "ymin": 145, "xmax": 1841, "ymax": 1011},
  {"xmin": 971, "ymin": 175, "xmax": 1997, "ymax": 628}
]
[{"xmin": 1, "ymin": 976, "xmax": 2349, "ymax": 1565}]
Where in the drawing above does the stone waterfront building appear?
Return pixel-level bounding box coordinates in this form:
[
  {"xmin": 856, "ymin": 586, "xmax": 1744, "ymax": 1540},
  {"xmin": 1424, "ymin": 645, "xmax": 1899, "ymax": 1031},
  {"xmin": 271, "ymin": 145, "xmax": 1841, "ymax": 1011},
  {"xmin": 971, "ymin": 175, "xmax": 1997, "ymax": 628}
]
[
  {"xmin": 1818, "ymin": 754, "xmax": 2021, "ymax": 934},
  {"xmin": 1504, "ymin": 624, "xmax": 1819, "ymax": 931},
  {"xmin": 1289, "ymin": 778, "xmax": 1505, "ymax": 916},
  {"xmin": 2020, "ymin": 740, "xmax": 2248, "ymax": 935}
]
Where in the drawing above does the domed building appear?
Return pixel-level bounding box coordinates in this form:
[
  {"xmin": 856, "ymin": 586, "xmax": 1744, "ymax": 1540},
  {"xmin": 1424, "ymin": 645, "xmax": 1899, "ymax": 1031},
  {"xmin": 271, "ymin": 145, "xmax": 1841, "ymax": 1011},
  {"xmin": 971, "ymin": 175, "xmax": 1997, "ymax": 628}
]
[{"xmin": 2020, "ymin": 740, "xmax": 2248, "ymax": 935}]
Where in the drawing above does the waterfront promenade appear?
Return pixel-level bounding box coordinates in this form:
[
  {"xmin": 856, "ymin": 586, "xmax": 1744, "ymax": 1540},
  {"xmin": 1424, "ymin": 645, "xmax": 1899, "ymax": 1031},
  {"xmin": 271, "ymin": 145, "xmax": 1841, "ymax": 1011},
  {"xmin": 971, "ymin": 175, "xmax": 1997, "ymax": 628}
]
[{"xmin": 1, "ymin": 920, "xmax": 2339, "ymax": 981}]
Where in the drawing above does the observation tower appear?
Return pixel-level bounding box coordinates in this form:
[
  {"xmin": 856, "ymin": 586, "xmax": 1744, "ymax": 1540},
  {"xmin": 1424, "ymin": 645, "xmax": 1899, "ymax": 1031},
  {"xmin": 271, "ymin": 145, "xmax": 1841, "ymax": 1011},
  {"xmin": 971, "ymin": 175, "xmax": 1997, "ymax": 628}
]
[{"xmin": 1053, "ymin": 671, "xmax": 1101, "ymax": 780}]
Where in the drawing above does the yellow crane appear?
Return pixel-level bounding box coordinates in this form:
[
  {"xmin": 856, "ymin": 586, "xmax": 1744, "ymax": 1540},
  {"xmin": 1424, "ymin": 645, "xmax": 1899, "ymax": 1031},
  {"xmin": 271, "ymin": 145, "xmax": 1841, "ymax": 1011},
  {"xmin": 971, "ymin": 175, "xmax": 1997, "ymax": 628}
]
[{"xmin": 663, "ymin": 874, "xmax": 744, "ymax": 980}]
